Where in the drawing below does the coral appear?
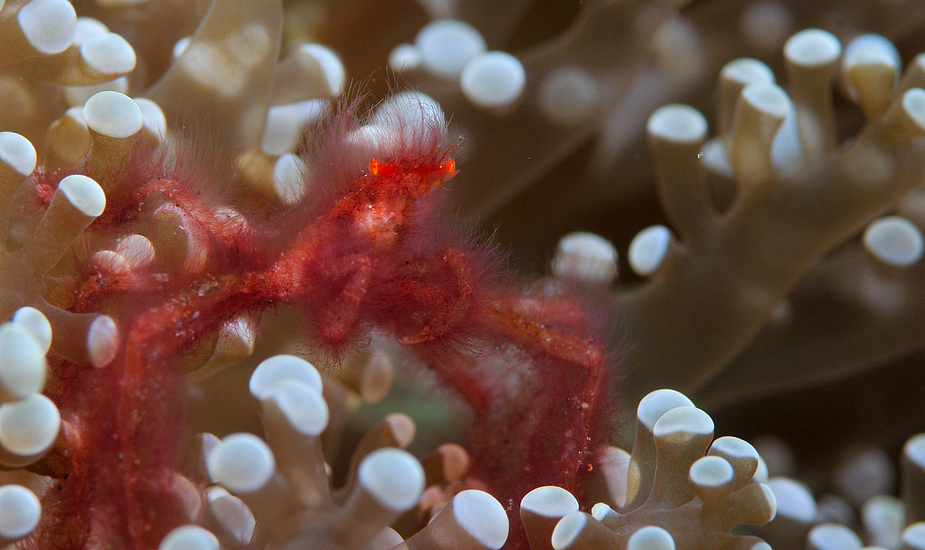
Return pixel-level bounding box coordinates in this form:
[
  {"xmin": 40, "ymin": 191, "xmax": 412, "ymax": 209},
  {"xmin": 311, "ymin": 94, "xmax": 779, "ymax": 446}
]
[{"xmin": 0, "ymin": 0, "xmax": 924, "ymax": 550}]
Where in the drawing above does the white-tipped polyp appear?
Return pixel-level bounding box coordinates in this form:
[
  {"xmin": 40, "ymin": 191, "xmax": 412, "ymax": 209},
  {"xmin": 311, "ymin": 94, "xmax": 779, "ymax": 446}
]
[
  {"xmin": 637, "ymin": 389, "xmax": 694, "ymax": 432},
  {"xmin": 81, "ymin": 33, "xmax": 136, "ymax": 75},
  {"xmin": 207, "ymin": 488, "xmax": 256, "ymax": 545},
  {"xmin": 903, "ymin": 88, "xmax": 925, "ymax": 133},
  {"xmin": 538, "ymin": 67, "xmax": 600, "ymax": 127},
  {"xmin": 11, "ymin": 307, "xmax": 51, "ymax": 354},
  {"xmin": 415, "ymin": 19, "xmax": 486, "ymax": 80},
  {"xmin": 133, "ymin": 98, "xmax": 168, "ymax": 139},
  {"xmin": 273, "ymin": 153, "xmax": 307, "ymax": 204},
  {"xmin": 628, "ymin": 225, "xmax": 672, "ymax": 277},
  {"xmin": 58, "ymin": 174, "xmax": 106, "ymax": 218},
  {"xmin": 460, "ymin": 51, "xmax": 526, "ymax": 110},
  {"xmin": 521, "ymin": 486, "xmax": 579, "ymax": 518},
  {"xmin": 721, "ymin": 58, "xmax": 775, "ymax": 87},
  {"xmin": 689, "ymin": 456, "xmax": 735, "ymax": 488},
  {"xmin": 905, "ymin": 433, "xmax": 925, "ymax": 467},
  {"xmin": 0, "ymin": 485, "xmax": 40, "ymax": 540},
  {"xmin": 0, "ymin": 393, "xmax": 60, "ymax": 456},
  {"xmin": 370, "ymin": 92, "xmax": 446, "ymax": 147},
  {"xmin": 903, "ymin": 523, "xmax": 925, "ymax": 549},
  {"xmin": 158, "ymin": 525, "xmax": 219, "ymax": 550},
  {"xmin": 261, "ymin": 99, "xmax": 327, "ymax": 156},
  {"xmin": 863, "ymin": 216, "xmax": 924, "ymax": 267},
  {"xmin": 551, "ymin": 232, "xmax": 618, "ymax": 285},
  {"xmin": 627, "ymin": 526, "xmax": 675, "ymax": 550},
  {"xmin": 452, "ymin": 490, "xmax": 509, "ymax": 549},
  {"xmin": 0, "ymin": 323, "xmax": 47, "ymax": 398},
  {"xmin": 72, "ymin": 17, "xmax": 108, "ymax": 47},
  {"xmin": 551, "ymin": 511, "xmax": 586, "ymax": 550},
  {"xmin": 297, "ymin": 44, "xmax": 345, "ymax": 97},
  {"xmin": 741, "ymin": 81, "xmax": 791, "ymax": 120},
  {"xmin": 652, "ymin": 406, "xmax": 714, "ymax": 439},
  {"xmin": 0, "ymin": 132, "xmax": 37, "ymax": 177},
  {"xmin": 87, "ymin": 315, "xmax": 118, "ymax": 367},
  {"xmin": 843, "ymin": 34, "xmax": 900, "ymax": 74},
  {"xmin": 262, "ymin": 379, "xmax": 328, "ymax": 437},
  {"xmin": 357, "ymin": 448, "xmax": 424, "ymax": 512},
  {"xmin": 784, "ymin": 29, "xmax": 841, "ymax": 67},
  {"xmin": 64, "ymin": 77, "xmax": 129, "ymax": 108},
  {"xmin": 249, "ymin": 355, "xmax": 322, "ymax": 399},
  {"xmin": 647, "ymin": 104, "xmax": 708, "ymax": 144},
  {"xmin": 388, "ymin": 43, "xmax": 423, "ymax": 71},
  {"xmin": 83, "ymin": 91, "xmax": 144, "ymax": 139},
  {"xmin": 765, "ymin": 477, "xmax": 817, "ymax": 523},
  {"xmin": 207, "ymin": 433, "xmax": 275, "ymax": 494},
  {"xmin": 18, "ymin": 0, "xmax": 77, "ymax": 55},
  {"xmin": 806, "ymin": 523, "xmax": 863, "ymax": 550}
]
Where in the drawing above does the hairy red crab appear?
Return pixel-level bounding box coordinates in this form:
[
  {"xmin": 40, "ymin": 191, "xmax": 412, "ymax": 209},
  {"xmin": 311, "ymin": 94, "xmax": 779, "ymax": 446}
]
[{"xmin": 26, "ymin": 95, "xmax": 618, "ymax": 550}]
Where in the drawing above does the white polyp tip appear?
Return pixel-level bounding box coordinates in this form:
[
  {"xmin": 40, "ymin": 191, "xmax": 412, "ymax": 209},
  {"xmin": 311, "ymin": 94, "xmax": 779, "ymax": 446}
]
[
  {"xmin": 628, "ymin": 225, "xmax": 672, "ymax": 277},
  {"xmin": 72, "ymin": 17, "xmax": 108, "ymax": 47},
  {"xmin": 388, "ymin": 43, "xmax": 423, "ymax": 71},
  {"xmin": 710, "ymin": 436, "xmax": 759, "ymax": 461},
  {"xmin": 133, "ymin": 98, "xmax": 168, "ymax": 138},
  {"xmin": 460, "ymin": 51, "xmax": 525, "ymax": 109},
  {"xmin": 172, "ymin": 37, "xmax": 191, "ymax": 60},
  {"xmin": 18, "ymin": 0, "xmax": 77, "ymax": 55},
  {"xmin": 904, "ymin": 523, "xmax": 925, "ymax": 549},
  {"xmin": 83, "ymin": 91, "xmax": 144, "ymax": 139},
  {"xmin": 521, "ymin": 486, "xmax": 579, "ymax": 518},
  {"xmin": 903, "ymin": 88, "xmax": 925, "ymax": 132},
  {"xmin": 741, "ymin": 81, "xmax": 791, "ymax": 120},
  {"xmin": 863, "ymin": 216, "xmax": 924, "ymax": 267},
  {"xmin": 114, "ymin": 234, "xmax": 155, "ymax": 269},
  {"xmin": 371, "ymin": 92, "xmax": 446, "ymax": 140},
  {"xmin": 807, "ymin": 523, "xmax": 863, "ymax": 550},
  {"xmin": 627, "ymin": 526, "xmax": 675, "ymax": 550},
  {"xmin": 207, "ymin": 433, "xmax": 275, "ymax": 494},
  {"xmin": 0, "ymin": 485, "xmax": 40, "ymax": 539},
  {"xmin": 843, "ymin": 34, "xmax": 899, "ymax": 72},
  {"xmin": 590, "ymin": 502, "xmax": 615, "ymax": 522},
  {"xmin": 87, "ymin": 315, "xmax": 118, "ymax": 367},
  {"xmin": 249, "ymin": 355, "xmax": 321, "ymax": 399},
  {"xmin": 653, "ymin": 406, "xmax": 714, "ymax": 440},
  {"xmin": 58, "ymin": 174, "xmax": 106, "ymax": 217},
  {"xmin": 0, "ymin": 132, "xmax": 37, "ymax": 177},
  {"xmin": 261, "ymin": 99, "xmax": 326, "ymax": 157},
  {"xmin": 765, "ymin": 477, "xmax": 817, "ymax": 522},
  {"xmin": 208, "ymin": 490, "xmax": 256, "ymax": 544},
  {"xmin": 263, "ymin": 380, "xmax": 328, "ymax": 436},
  {"xmin": 0, "ymin": 393, "xmax": 60, "ymax": 456},
  {"xmin": 647, "ymin": 104, "xmax": 708, "ymax": 144},
  {"xmin": 0, "ymin": 323, "xmax": 46, "ymax": 397},
  {"xmin": 905, "ymin": 433, "xmax": 925, "ymax": 467},
  {"xmin": 12, "ymin": 307, "xmax": 51, "ymax": 354},
  {"xmin": 272, "ymin": 154, "xmax": 307, "ymax": 204},
  {"xmin": 415, "ymin": 19, "xmax": 486, "ymax": 79},
  {"xmin": 754, "ymin": 456, "xmax": 770, "ymax": 483},
  {"xmin": 538, "ymin": 67, "xmax": 600, "ymax": 126},
  {"xmin": 158, "ymin": 525, "xmax": 219, "ymax": 550},
  {"xmin": 64, "ymin": 77, "xmax": 129, "ymax": 108},
  {"xmin": 81, "ymin": 33, "xmax": 136, "ymax": 75},
  {"xmin": 91, "ymin": 250, "xmax": 129, "ymax": 275},
  {"xmin": 452, "ymin": 490, "xmax": 509, "ymax": 549},
  {"xmin": 357, "ymin": 448, "xmax": 424, "ymax": 512},
  {"xmin": 689, "ymin": 456, "xmax": 735, "ymax": 488},
  {"xmin": 751, "ymin": 542, "xmax": 773, "ymax": 550},
  {"xmin": 637, "ymin": 389, "xmax": 694, "ymax": 431},
  {"xmin": 551, "ymin": 511, "xmax": 587, "ymax": 550},
  {"xmin": 862, "ymin": 495, "xmax": 903, "ymax": 543},
  {"xmin": 759, "ymin": 483, "xmax": 777, "ymax": 521},
  {"xmin": 551, "ymin": 232, "xmax": 618, "ymax": 284},
  {"xmin": 784, "ymin": 29, "xmax": 841, "ymax": 67},
  {"xmin": 297, "ymin": 44, "xmax": 345, "ymax": 97},
  {"xmin": 721, "ymin": 58, "xmax": 776, "ymax": 86}
]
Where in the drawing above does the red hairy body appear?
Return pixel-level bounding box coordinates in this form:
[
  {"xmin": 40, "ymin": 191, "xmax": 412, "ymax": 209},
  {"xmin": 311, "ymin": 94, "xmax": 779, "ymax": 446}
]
[{"xmin": 28, "ymin": 98, "xmax": 618, "ymax": 550}]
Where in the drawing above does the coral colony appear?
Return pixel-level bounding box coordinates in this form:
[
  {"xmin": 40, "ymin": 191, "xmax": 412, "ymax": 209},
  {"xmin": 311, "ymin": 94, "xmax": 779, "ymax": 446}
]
[{"xmin": 0, "ymin": 1, "xmax": 925, "ymax": 550}]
